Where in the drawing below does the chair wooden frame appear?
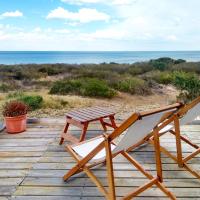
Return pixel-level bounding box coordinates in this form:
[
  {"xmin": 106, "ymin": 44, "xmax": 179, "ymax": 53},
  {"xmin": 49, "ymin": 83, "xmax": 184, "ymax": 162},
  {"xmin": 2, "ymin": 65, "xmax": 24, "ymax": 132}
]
[
  {"xmin": 63, "ymin": 103, "xmax": 182, "ymax": 200},
  {"xmin": 149, "ymin": 97, "xmax": 200, "ymax": 179}
]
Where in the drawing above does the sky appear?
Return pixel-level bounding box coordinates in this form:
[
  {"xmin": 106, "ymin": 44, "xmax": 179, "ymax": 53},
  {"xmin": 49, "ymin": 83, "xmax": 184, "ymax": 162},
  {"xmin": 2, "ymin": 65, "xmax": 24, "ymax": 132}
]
[{"xmin": 0, "ymin": 0, "xmax": 200, "ymax": 51}]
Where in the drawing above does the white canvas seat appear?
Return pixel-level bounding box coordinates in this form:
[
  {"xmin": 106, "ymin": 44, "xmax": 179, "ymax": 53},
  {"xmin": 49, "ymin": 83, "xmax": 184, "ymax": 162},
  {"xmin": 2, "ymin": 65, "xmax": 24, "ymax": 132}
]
[
  {"xmin": 159, "ymin": 124, "xmax": 174, "ymax": 134},
  {"xmin": 64, "ymin": 103, "xmax": 182, "ymax": 200},
  {"xmin": 72, "ymin": 122, "xmax": 173, "ymax": 161},
  {"xmin": 72, "ymin": 136, "xmax": 116, "ymax": 161},
  {"xmin": 113, "ymin": 111, "xmax": 169, "ymax": 154},
  {"xmin": 157, "ymin": 96, "xmax": 200, "ymax": 180},
  {"xmin": 179, "ymin": 102, "xmax": 200, "ymax": 125}
]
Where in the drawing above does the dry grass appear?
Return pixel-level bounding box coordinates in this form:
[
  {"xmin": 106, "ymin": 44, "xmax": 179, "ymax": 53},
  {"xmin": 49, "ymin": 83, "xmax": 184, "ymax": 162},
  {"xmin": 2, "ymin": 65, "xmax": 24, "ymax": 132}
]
[
  {"xmin": 0, "ymin": 90, "xmax": 93, "ymax": 118},
  {"xmin": 0, "ymin": 85, "xmax": 178, "ymax": 119}
]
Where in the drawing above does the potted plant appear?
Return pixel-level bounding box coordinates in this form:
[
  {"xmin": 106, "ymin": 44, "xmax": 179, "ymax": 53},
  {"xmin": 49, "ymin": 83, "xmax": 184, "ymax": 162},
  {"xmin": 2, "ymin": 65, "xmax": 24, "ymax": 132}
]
[{"xmin": 2, "ymin": 101, "xmax": 28, "ymax": 134}]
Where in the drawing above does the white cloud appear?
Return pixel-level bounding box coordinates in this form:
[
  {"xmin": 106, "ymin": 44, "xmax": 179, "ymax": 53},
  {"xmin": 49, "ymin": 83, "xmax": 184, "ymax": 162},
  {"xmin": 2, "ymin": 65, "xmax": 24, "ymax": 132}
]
[
  {"xmin": 166, "ymin": 35, "xmax": 177, "ymax": 41},
  {"xmin": 54, "ymin": 29, "xmax": 70, "ymax": 34},
  {"xmin": 83, "ymin": 29, "xmax": 127, "ymax": 40},
  {"xmin": 0, "ymin": 10, "xmax": 23, "ymax": 19},
  {"xmin": 1, "ymin": 0, "xmax": 200, "ymax": 50},
  {"xmin": 61, "ymin": 0, "xmax": 101, "ymax": 4},
  {"xmin": 0, "ymin": 24, "xmax": 199, "ymax": 51},
  {"xmin": 33, "ymin": 27, "xmax": 42, "ymax": 32},
  {"xmin": 111, "ymin": 0, "xmax": 135, "ymax": 5},
  {"xmin": 90, "ymin": 0, "xmax": 200, "ymax": 47},
  {"xmin": 60, "ymin": 0, "xmax": 135, "ymax": 5},
  {"xmin": 47, "ymin": 7, "xmax": 110, "ymax": 23}
]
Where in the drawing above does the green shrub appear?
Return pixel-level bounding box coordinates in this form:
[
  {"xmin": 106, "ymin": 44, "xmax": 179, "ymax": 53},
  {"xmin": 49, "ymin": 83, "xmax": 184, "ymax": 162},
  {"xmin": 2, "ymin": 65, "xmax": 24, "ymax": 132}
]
[
  {"xmin": 13, "ymin": 71, "xmax": 28, "ymax": 80},
  {"xmin": 128, "ymin": 63, "xmax": 153, "ymax": 75},
  {"xmin": 128, "ymin": 67, "xmax": 144, "ymax": 75},
  {"xmin": 80, "ymin": 78, "xmax": 116, "ymax": 98},
  {"xmin": 151, "ymin": 61, "xmax": 168, "ymax": 71},
  {"xmin": 38, "ymin": 67, "xmax": 61, "ymax": 76},
  {"xmin": 19, "ymin": 95, "xmax": 43, "ymax": 110},
  {"xmin": 32, "ymin": 80, "xmax": 53, "ymax": 89},
  {"xmin": 172, "ymin": 62, "xmax": 200, "ymax": 74},
  {"xmin": 174, "ymin": 59, "xmax": 186, "ymax": 64},
  {"xmin": 49, "ymin": 79, "xmax": 82, "ymax": 95},
  {"xmin": 50, "ymin": 78, "xmax": 116, "ymax": 98},
  {"xmin": 6, "ymin": 92, "xmax": 43, "ymax": 110},
  {"xmin": 110, "ymin": 77, "xmax": 151, "ymax": 95},
  {"xmin": 172, "ymin": 71, "xmax": 200, "ymax": 102},
  {"xmin": 151, "ymin": 71, "xmax": 174, "ymax": 84},
  {"xmin": 150, "ymin": 57, "xmax": 176, "ymax": 71},
  {"xmin": 0, "ymin": 84, "xmax": 12, "ymax": 92}
]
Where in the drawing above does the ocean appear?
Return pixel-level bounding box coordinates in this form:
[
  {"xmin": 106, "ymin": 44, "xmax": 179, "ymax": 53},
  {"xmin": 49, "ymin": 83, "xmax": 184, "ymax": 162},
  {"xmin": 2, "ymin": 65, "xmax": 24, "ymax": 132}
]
[{"xmin": 0, "ymin": 51, "xmax": 200, "ymax": 65}]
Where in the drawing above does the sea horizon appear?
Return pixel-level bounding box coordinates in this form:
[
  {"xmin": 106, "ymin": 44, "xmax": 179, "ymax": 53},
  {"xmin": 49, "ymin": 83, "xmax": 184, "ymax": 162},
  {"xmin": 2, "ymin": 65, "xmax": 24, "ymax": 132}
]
[{"xmin": 0, "ymin": 50, "xmax": 200, "ymax": 65}]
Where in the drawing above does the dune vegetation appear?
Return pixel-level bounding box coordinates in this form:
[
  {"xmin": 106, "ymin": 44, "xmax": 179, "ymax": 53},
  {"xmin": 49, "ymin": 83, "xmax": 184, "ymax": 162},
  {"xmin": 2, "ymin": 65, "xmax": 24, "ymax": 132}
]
[{"xmin": 0, "ymin": 57, "xmax": 200, "ymax": 117}]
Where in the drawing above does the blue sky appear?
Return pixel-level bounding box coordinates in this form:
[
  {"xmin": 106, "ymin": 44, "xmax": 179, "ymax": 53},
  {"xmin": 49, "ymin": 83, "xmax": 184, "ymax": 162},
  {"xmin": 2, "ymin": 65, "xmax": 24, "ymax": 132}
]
[{"xmin": 0, "ymin": 0, "xmax": 200, "ymax": 51}]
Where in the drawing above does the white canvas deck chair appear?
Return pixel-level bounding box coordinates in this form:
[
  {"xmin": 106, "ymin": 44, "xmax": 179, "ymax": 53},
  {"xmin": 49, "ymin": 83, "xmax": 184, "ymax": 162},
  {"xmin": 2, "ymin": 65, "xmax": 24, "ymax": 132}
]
[
  {"xmin": 63, "ymin": 103, "xmax": 182, "ymax": 200},
  {"xmin": 150, "ymin": 96, "xmax": 200, "ymax": 179}
]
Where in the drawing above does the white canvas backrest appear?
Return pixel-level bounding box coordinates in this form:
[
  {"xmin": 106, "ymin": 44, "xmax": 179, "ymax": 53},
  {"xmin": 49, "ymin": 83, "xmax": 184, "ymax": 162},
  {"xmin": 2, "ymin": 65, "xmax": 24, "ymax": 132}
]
[
  {"xmin": 113, "ymin": 110, "xmax": 171, "ymax": 154},
  {"xmin": 180, "ymin": 103, "xmax": 200, "ymax": 125}
]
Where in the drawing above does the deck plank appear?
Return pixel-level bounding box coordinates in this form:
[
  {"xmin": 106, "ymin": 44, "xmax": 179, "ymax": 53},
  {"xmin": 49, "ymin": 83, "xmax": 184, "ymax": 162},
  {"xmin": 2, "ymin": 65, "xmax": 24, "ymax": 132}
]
[{"xmin": 0, "ymin": 118, "xmax": 200, "ymax": 199}]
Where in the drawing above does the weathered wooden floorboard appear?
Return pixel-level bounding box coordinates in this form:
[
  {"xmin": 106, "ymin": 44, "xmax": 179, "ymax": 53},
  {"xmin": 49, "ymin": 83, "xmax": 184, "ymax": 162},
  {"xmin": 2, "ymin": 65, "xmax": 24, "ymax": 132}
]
[
  {"xmin": 9, "ymin": 197, "xmax": 200, "ymax": 200},
  {"xmin": 0, "ymin": 152, "xmax": 43, "ymax": 157},
  {"xmin": 0, "ymin": 178, "xmax": 24, "ymax": 186},
  {"xmin": 0, "ymin": 119, "xmax": 200, "ymax": 199},
  {"xmin": 21, "ymin": 177, "xmax": 200, "ymax": 187}
]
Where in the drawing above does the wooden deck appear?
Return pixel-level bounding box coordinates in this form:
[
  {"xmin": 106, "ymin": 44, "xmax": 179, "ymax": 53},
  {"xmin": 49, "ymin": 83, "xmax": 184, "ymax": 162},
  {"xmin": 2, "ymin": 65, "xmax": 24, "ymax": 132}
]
[{"xmin": 0, "ymin": 118, "xmax": 200, "ymax": 200}]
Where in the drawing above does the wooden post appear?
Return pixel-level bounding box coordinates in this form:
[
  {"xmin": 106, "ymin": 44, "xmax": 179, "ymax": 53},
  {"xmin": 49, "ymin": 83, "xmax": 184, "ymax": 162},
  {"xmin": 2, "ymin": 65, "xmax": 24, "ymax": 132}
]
[
  {"xmin": 105, "ymin": 138, "xmax": 116, "ymax": 200},
  {"xmin": 100, "ymin": 118, "xmax": 107, "ymax": 131},
  {"xmin": 174, "ymin": 115, "xmax": 184, "ymax": 167},
  {"xmin": 109, "ymin": 115, "xmax": 118, "ymax": 129},
  {"xmin": 79, "ymin": 122, "xmax": 89, "ymax": 142},
  {"xmin": 59, "ymin": 122, "xmax": 70, "ymax": 145},
  {"xmin": 153, "ymin": 127, "xmax": 163, "ymax": 182}
]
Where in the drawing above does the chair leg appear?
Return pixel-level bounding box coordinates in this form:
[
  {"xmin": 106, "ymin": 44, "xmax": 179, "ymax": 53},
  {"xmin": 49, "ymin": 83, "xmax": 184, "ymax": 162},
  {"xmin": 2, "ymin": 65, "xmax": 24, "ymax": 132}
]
[
  {"xmin": 105, "ymin": 139, "xmax": 116, "ymax": 200},
  {"xmin": 123, "ymin": 178, "xmax": 157, "ymax": 200},
  {"xmin": 122, "ymin": 151, "xmax": 153, "ymax": 179},
  {"xmin": 63, "ymin": 164, "xmax": 82, "ymax": 181},
  {"xmin": 153, "ymin": 128, "xmax": 163, "ymax": 182},
  {"xmin": 123, "ymin": 179, "xmax": 176, "ymax": 200},
  {"xmin": 183, "ymin": 163, "xmax": 200, "ymax": 179},
  {"xmin": 59, "ymin": 122, "xmax": 70, "ymax": 145},
  {"xmin": 150, "ymin": 138, "xmax": 200, "ymax": 180},
  {"xmin": 170, "ymin": 130, "xmax": 199, "ymax": 149},
  {"xmin": 183, "ymin": 148, "xmax": 200, "ymax": 163},
  {"xmin": 156, "ymin": 181, "xmax": 177, "ymax": 200},
  {"xmin": 84, "ymin": 166, "xmax": 109, "ymax": 199},
  {"xmin": 121, "ymin": 151, "xmax": 176, "ymax": 199},
  {"xmin": 174, "ymin": 117, "xmax": 184, "ymax": 167}
]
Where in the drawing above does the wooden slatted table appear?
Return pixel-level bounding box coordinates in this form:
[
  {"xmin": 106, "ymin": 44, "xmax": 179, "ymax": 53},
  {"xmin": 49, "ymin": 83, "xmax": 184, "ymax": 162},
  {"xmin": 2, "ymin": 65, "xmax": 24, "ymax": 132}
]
[{"xmin": 59, "ymin": 107, "xmax": 117, "ymax": 144}]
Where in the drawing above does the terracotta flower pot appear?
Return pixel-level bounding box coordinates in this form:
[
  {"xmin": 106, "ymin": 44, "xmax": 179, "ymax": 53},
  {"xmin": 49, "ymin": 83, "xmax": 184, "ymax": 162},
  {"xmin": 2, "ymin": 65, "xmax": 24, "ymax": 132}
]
[{"xmin": 5, "ymin": 114, "xmax": 27, "ymax": 134}]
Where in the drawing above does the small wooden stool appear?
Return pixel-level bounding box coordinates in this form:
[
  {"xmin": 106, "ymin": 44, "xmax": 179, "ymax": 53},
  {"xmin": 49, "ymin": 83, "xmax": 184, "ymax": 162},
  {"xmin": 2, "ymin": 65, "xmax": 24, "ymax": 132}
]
[{"xmin": 59, "ymin": 107, "xmax": 117, "ymax": 144}]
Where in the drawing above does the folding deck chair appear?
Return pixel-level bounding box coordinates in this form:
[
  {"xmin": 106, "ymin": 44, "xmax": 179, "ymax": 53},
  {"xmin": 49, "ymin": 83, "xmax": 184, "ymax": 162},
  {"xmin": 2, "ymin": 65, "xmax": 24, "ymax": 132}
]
[
  {"xmin": 150, "ymin": 96, "xmax": 200, "ymax": 179},
  {"xmin": 63, "ymin": 103, "xmax": 182, "ymax": 200}
]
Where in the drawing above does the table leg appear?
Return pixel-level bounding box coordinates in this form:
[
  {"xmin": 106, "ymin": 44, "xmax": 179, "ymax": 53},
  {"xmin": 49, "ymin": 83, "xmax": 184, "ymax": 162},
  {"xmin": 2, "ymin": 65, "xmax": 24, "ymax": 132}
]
[
  {"xmin": 100, "ymin": 118, "xmax": 107, "ymax": 131},
  {"xmin": 109, "ymin": 115, "xmax": 117, "ymax": 129},
  {"xmin": 59, "ymin": 122, "xmax": 70, "ymax": 145},
  {"xmin": 79, "ymin": 122, "xmax": 89, "ymax": 142}
]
